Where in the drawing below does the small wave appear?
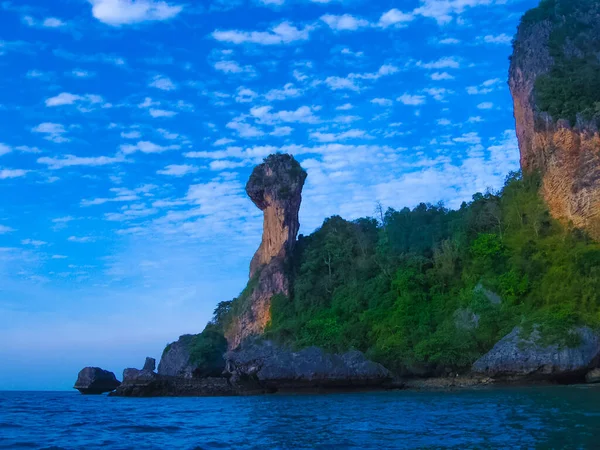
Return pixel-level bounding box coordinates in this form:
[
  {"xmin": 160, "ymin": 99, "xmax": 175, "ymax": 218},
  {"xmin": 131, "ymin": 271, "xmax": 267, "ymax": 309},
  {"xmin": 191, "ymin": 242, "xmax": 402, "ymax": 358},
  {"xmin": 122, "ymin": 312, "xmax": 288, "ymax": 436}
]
[
  {"xmin": 0, "ymin": 422, "xmax": 23, "ymax": 429},
  {"xmin": 108, "ymin": 425, "xmax": 182, "ymax": 433}
]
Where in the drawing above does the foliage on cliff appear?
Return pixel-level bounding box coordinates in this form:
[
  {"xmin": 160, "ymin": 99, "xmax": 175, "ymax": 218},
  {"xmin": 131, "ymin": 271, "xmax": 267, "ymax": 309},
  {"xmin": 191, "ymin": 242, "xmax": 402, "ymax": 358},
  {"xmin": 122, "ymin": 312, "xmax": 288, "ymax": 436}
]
[
  {"xmin": 265, "ymin": 172, "xmax": 600, "ymax": 373},
  {"xmin": 518, "ymin": 0, "xmax": 600, "ymax": 124}
]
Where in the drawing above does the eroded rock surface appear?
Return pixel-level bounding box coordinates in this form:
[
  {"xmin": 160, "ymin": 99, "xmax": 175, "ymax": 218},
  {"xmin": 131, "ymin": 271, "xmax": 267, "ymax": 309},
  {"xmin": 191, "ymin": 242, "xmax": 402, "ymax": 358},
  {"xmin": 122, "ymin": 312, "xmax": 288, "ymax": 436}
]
[
  {"xmin": 225, "ymin": 154, "xmax": 307, "ymax": 349},
  {"xmin": 224, "ymin": 339, "xmax": 391, "ymax": 392},
  {"xmin": 473, "ymin": 327, "xmax": 600, "ymax": 381},
  {"xmin": 510, "ymin": 2, "xmax": 600, "ymax": 238},
  {"xmin": 74, "ymin": 367, "xmax": 121, "ymax": 395}
]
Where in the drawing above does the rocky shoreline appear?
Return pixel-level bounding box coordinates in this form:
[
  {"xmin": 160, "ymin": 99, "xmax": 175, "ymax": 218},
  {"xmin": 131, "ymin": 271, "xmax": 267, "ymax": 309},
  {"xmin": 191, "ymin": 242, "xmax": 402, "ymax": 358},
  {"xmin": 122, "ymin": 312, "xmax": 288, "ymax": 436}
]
[{"xmin": 76, "ymin": 328, "xmax": 600, "ymax": 397}]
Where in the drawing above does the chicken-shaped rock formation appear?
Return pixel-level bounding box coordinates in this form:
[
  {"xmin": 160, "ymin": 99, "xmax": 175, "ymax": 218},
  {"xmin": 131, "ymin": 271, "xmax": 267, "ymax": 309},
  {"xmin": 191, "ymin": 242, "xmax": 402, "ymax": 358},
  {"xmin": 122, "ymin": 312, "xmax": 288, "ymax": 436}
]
[
  {"xmin": 510, "ymin": 0, "xmax": 600, "ymax": 238},
  {"xmin": 225, "ymin": 154, "xmax": 307, "ymax": 349}
]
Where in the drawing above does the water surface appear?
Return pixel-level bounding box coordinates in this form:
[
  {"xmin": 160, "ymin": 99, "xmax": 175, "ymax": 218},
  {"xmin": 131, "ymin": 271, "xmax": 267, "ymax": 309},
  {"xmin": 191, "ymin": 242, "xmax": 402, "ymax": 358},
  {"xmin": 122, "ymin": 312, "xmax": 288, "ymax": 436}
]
[{"xmin": 1, "ymin": 386, "xmax": 599, "ymax": 449}]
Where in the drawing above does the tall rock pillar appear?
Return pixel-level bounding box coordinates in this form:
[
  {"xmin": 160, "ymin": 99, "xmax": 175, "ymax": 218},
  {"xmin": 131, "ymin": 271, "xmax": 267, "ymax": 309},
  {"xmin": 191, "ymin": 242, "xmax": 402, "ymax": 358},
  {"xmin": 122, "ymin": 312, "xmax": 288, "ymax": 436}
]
[{"xmin": 225, "ymin": 154, "xmax": 307, "ymax": 349}]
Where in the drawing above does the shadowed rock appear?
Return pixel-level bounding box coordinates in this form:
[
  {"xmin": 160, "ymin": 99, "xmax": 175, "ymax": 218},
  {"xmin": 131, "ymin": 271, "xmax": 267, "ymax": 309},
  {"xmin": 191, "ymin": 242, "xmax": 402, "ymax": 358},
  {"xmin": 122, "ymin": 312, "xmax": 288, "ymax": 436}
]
[
  {"xmin": 74, "ymin": 367, "xmax": 121, "ymax": 395},
  {"xmin": 224, "ymin": 339, "xmax": 391, "ymax": 392},
  {"xmin": 143, "ymin": 357, "xmax": 156, "ymax": 371},
  {"xmin": 473, "ymin": 327, "xmax": 600, "ymax": 381}
]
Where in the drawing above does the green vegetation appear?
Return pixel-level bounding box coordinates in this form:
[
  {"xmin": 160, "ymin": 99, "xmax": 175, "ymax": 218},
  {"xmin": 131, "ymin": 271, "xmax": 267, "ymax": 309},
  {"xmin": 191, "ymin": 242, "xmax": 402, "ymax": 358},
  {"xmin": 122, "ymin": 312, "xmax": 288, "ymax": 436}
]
[
  {"xmin": 520, "ymin": 0, "xmax": 600, "ymax": 124},
  {"xmin": 163, "ymin": 328, "xmax": 228, "ymax": 377},
  {"xmin": 266, "ymin": 172, "xmax": 600, "ymax": 373}
]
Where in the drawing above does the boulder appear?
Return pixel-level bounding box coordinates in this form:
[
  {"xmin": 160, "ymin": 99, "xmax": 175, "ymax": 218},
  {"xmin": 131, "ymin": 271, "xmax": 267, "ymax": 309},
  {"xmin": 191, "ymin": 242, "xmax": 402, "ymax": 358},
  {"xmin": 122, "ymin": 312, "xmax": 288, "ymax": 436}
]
[
  {"xmin": 225, "ymin": 339, "xmax": 391, "ymax": 392},
  {"xmin": 586, "ymin": 369, "xmax": 600, "ymax": 384},
  {"xmin": 74, "ymin": 367, "xmax": 121, "ymax": 395},
  {"xmin": 473, "ymin": 327, "xmax": 600, "ymax": 381}
]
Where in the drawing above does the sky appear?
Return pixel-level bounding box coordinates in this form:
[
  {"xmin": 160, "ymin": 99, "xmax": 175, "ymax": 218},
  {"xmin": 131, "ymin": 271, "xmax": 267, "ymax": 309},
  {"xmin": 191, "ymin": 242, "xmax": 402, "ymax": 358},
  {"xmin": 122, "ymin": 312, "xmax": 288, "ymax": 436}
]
[{"xmin": 0, "ymin": 0, "xmax": 539, "ymax": 390}]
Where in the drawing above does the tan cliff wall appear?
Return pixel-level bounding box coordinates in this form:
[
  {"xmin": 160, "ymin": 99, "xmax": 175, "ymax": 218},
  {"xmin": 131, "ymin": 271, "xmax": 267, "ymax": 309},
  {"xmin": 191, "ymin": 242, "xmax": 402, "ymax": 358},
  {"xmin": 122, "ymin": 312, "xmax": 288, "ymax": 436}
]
[
  {"xmin": 510, "ymin": 12, "xmax": 600, "ymax": 239},
  {"xmin": 225, "ymin": 154, "xmax": 307, "ymax": 349}
]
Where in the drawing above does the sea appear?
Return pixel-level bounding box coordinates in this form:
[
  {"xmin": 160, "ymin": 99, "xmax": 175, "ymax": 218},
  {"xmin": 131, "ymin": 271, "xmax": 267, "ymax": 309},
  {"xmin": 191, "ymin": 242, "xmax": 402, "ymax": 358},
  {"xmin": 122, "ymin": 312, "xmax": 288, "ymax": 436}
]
[{"xmin": 1, "ymin": 386, "xmax": 599, "ymax": 449}]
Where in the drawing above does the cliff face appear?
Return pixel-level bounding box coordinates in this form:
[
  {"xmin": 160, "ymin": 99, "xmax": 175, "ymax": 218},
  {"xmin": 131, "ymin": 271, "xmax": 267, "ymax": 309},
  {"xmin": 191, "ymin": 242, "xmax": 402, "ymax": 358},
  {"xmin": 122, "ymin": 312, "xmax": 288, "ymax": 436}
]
[
  {"xmin": 225, "ymin": 154, "xmax": 307, "ymax": 349},
  {"xmin": 510, "ymin": 0, "xmax": 600, "ymax": 238}
]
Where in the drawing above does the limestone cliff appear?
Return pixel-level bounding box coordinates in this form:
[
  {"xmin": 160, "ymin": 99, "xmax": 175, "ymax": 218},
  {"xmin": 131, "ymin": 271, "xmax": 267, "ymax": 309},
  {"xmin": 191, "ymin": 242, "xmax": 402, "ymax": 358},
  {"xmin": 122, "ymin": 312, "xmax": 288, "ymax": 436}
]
[
  {"xmin": 225, "ymin": 154, "xmax": 307, "ymax": 349},
  {"xmin": 510, "ymin": 0, "xmax": 600, "ymax": 238}
]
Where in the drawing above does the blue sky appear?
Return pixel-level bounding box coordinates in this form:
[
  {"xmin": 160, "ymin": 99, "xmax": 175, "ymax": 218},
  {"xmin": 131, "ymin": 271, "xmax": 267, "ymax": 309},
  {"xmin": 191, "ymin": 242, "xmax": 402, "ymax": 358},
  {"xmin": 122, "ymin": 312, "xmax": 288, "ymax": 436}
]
[{"xmin": 0, "ymin": 0, "xmax": 537, "ymax": 390}]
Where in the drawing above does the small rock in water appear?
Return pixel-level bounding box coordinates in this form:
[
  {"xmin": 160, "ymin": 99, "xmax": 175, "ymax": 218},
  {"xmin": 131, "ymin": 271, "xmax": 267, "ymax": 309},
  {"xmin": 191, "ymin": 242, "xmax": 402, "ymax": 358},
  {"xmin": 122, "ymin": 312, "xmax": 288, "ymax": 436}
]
[
  {"xmin": 586, "ymin": 369, "xmax": 600, "ymax": 384},
  {"xmin": 74, "ymin": 367, "xmax": 121, "ymax": 395}
]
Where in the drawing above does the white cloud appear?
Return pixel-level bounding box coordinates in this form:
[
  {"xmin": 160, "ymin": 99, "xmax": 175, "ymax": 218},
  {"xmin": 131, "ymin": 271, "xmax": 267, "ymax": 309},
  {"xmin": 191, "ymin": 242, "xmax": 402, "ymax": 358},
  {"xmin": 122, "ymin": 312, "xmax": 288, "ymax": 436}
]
[
  {"xmin": 271, "ymin": 126, "xmax": 293, "ymax": 136},
  {"xmin": 483, "ymin": 33, "xmax": 512, "ymax": 45},
  {"xmin": 324, "ymin": 76, "xmax": 360, "ymax": 92},
  {"xmin": 157, "ymin": 164, "xmax": 199, "ymax": 177},
  {"xmin": 37, "ymin": 154, "xmax": 127, "ymax": 169},
  {"xmin": 21, "ymin": 239, "xmax": 47, "ymax": 247},
  {"xmin": 336, "ymin": 103, "xmax": 353, "ymax": 111},
  {"xmin": 0, "ymin": 144, "xmax": 11, "ymax": 156},
  {"xmin": 468, "ymin": 116, "xmax": 484, "ymax": 123},
  {"xmin": 431, "ymin": 71, "xmax": 454, "ymax": 80},
  {"xmin": 397, "ymin": 94, "xmax": 425, "ymax": 106},
  {"xmin": 371, "ymin": 98, "xmax": 393, "ymax": 107},
  {"xmin": 235, "ymin": 87, "xmax": 259, "ymax": 103},
  {"xmin": 0, "ymin": 225, "xmax": 14, "ymax": 234},
  {"xmin": 121, "ymin": 130, "xmax": 142, "ymax": 139},
  {"xmin": 32, "ymin": 123, "xmax": 69, "ymax": 143},
  {"xmin": 378, "ymin": 9, "xmax": 414, "ymax": 28},
  {"xmin": 321, "ymin": 14, "xmax": 370, "ymax": 31},
  {"xmin": 120, "ymin": 141, "xmax": 180, "ymax": 154},
  {"xmin": 265, "ymin": 83, "xmax": 301, "ymax": 101},
  {"xmin": 414, "ymin": 0, "xmax": 497, "ymax": 25},
  {"xmin": 424, "ymin": 87, "xmax": 453, "ymax": 101},
  {"xmin": 477, "ymin": 102, "xmax": 494, "ymax": 110},
  {"xmin": 149, "ymin": 109, "xmax": 177, "ymax": 118},
  {"xmin": 43, "ymin": 18, "xmax": 66, "ymax": 28},
  {"xmin": 68, "ymin": 236, "xmax": 94, "ymax": 243},
  {"xmin": 214, "ymin": 60, "xmax": 255, "ymax": 74},
  {"xmin": 419, "ymin": 56, "xmax": 460, "ymax": 69},
  {"xmin": 214, "ymin": 138, "xmax": 236, "ymax": 146},
  {"xmin": 310, "ymin": 129, "xmax": 372, "ymax": 143},
  {"xmin": 45, "ymin": 92, "xmax": 104, "ymax": 108},
  {"xmin": 439, "ymin": 37, "xmax": 460, "ymax": 44},
  {"xmin": 0, "ymin": 169, "xmax": 28, "ymax": 179},
  {"xmin": 70, "ymin": 69, "xmax": 93, "ymax": 78},
  {"xmin": 88, "ymin": 0, "xmax": 183, "ymax": 26},
  {"xmin": 149, "ymin": 75, "xmax": 176, "ymax": 91},
  {"xmin": 212, "ymin": 22, "xmax": 313, "ymax": 45},
  {"xmin": 250, "ymin": 105, "xmax": 320, "ymax": 124},
  {"xmin": 23, "ymin": 16, "xmax": 67, "ymax": 28},
  {"xmin": 227, "ymin": 119, "xmax": 265, "ymax": 138},
  {"xmin": 467, "ymin": 78, "xmax": 501, "ymax": 95}
]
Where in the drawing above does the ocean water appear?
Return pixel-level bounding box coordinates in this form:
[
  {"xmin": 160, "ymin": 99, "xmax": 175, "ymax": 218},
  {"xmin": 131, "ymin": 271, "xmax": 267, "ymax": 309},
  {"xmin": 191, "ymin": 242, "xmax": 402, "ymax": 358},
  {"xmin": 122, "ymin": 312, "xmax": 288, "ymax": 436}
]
[{"xmin": 1, "ymin": 386, "xmax": 599, "ymax": 449}]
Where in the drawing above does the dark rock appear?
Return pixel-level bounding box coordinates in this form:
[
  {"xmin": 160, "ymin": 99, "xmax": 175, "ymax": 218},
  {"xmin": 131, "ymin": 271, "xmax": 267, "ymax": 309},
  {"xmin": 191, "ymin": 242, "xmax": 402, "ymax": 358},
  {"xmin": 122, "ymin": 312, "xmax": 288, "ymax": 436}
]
[
  {"xmin": 473, "ymin": 327, "xmax": 600, "ymax": 381},
  {"xmin": 110, "ymin": 376, "xmax": 234, "ymax": 397},
  {"xmin": 143, "ymin": 357, "xmax": 156, "ymax": 371},
  {"xmin": 224, "ymin": 339, "xmax": 391, "ymax": 392},
  {"xmin": 74, "ymin": 367, "xmax": 121, "ymax": 395},
  {"xmin": 586, "ymin": 369, "xmax": 600, "ymax": 384}
]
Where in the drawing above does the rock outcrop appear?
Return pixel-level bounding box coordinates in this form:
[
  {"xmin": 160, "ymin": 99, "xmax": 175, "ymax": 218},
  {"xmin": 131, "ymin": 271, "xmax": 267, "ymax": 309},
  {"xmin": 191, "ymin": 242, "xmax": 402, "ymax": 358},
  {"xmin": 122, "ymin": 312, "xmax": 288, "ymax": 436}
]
[
  {"xmin": 74, "ymin": 367, "xmax": 121, "ymax": 395},
  {"xmin": 510, "ymin": 0, "xmax": 600, "ymax": 238},
  {"xmin": 224, "ymin": 339, "xmax": 391, "ymax": 392},
  {"xmin": 473, "ymin": 326, "xmax": 600, "ymax": 381},
  {"xmin": 111, "ymin": 357, "xmax": 234, "ymax": 397},
  {"xmin": 158, "ymin": 331, "xmax": 227, "ymax": 378},
  {"xmin": 225, "ymin": 154, "xmax": 307, "ymax": 349}
]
